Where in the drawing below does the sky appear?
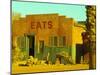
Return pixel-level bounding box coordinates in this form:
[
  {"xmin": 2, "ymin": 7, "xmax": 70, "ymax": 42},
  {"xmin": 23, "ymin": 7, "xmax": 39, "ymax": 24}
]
[{"xmin": 12, "ymin": 1, "xmax": 87, "ymax": 21}]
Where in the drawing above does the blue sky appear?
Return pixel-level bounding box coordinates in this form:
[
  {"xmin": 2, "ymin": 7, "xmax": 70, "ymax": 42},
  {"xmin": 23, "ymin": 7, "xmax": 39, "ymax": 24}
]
[{"xmin": 12, "ymin": 1, "xmax": 86, "ymax": 21}]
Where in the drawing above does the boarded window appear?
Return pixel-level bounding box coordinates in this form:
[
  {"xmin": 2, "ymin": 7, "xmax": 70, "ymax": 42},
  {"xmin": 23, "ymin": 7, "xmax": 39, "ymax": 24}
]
[
  {"xmin": 49, "ymin": 36, "xmax": 58, "ymax": 47},
  {"xmin": 59, "ymin": 36, "xmax": 66, "ymax": 46},
  {"xmin": 17, "ymin": 36, "xmax": 25, "ymax": 50},
  {"xmin": 17, "ymin": 36, "xmax": 29, "ymax": 51}
]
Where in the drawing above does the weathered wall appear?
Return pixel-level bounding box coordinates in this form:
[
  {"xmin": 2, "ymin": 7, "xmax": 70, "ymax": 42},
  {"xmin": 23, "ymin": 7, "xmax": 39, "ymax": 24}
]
[{"xmin": 12, "ymin": 13, "xmax": 86, "ymax": 64}]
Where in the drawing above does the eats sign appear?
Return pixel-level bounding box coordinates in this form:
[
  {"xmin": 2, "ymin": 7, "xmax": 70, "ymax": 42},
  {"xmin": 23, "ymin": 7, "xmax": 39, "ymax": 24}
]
[{"xmin": 31, "ymin": 21, "xmax": 53, "ymax": 29}]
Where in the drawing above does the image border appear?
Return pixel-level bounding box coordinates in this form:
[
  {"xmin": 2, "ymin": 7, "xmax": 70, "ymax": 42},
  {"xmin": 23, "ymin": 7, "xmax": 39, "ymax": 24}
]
[{"xmin": 11, "ymin": 0, "xmax": 96, "ymax": 74}]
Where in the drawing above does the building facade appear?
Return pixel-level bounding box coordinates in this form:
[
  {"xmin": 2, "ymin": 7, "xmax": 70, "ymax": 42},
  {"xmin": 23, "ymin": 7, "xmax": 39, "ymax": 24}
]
[{"xmin": 12, "ymin": 14, "xmax": 86, "ymax": 64}]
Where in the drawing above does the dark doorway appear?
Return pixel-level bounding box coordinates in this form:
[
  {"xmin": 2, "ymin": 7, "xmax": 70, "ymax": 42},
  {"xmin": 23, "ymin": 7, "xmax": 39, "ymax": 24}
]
[
  {"xmin": 76, "ymin": 44, "xmax": 83, "ymax": 64},
  {"xmin": 28, "ymin": 36, "xmax": 35, "ymax": 57}
]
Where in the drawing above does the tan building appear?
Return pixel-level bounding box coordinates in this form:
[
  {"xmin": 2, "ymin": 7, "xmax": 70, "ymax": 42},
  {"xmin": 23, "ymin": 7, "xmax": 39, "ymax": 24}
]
[{"xmin": 12, "ymin": 13, "xmax": 86, "ymax": 64}]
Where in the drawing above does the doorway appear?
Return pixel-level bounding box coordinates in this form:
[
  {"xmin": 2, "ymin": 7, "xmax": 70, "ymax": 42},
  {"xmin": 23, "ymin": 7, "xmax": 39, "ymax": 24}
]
[
  {"xmin": 28, "ymin": 36, "xmax": 35, "ymax": 57},
  {"xmin": 76, "ymin": 44, "xmax": 83, "ymax": 64}
]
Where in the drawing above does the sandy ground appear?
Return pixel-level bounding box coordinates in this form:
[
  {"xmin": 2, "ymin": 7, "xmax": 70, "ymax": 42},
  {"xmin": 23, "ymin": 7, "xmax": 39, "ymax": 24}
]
[{"xmin": 12, "ymin": 64, "xmax": 89, "ymax": 74}]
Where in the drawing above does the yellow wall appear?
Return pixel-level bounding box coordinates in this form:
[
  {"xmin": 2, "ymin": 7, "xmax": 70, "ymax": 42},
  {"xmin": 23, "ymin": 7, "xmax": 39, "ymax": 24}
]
[{"xmin": 72, "ymin": 23, "xmax": 86, "ymax": 64}]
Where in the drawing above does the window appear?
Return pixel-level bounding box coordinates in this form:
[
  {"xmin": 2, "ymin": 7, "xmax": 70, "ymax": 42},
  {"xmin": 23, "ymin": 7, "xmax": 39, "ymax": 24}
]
[
  {"xmin": 49, "ymin": 36, "xmax": 53, "ymax": 46},
  {"xmin": 63, "ymin": 36, "xmax": 66, "ymax": 46},
  {"xmin": 59, "ymin": 36, "xmax": 66, "ymax": 47},
  {"xmin": 17, "ymin": 36, "xmax": 26, "ymax": 50},
  {"xmin": 54, "ymin": 36, "xmax": 57, "ymax": 46},
  {"xmin": 17, "ymin": 36, "xmax": 30, "ymax": 51},
  {"xmin": 49, "ymin": 36, "xmax": 58, "ymax": 47}
]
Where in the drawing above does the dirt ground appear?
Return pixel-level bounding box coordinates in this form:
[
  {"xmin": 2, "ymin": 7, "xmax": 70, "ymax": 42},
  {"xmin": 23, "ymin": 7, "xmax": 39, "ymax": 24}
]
[{"xmin": 12, "ymin": 64, "xmax": 89, "ymax": 74}]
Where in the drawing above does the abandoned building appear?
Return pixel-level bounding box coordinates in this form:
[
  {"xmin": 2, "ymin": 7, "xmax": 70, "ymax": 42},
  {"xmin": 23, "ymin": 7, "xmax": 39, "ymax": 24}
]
[{"xmin": 12, "ymin": 13, "xmax": 87, "ymax": 64}]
